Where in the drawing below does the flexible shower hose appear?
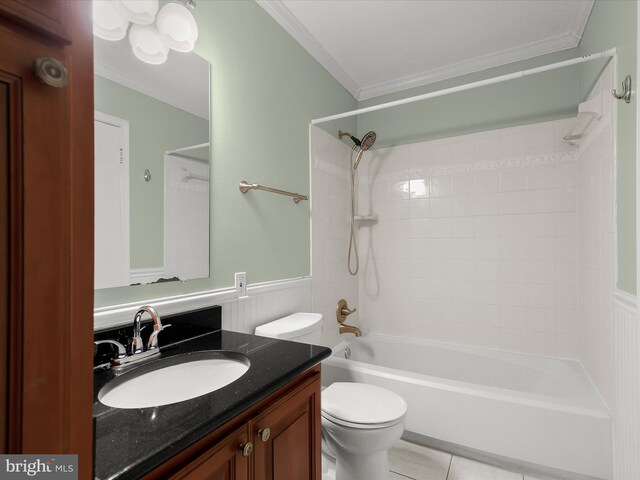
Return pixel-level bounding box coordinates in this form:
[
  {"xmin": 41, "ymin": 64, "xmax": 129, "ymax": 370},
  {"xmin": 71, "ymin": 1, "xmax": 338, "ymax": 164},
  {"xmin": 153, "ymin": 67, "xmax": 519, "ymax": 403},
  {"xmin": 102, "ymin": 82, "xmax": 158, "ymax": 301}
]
[{"xmin": 348, "ymin": 146, "xmax": 359, "ymax": 276}]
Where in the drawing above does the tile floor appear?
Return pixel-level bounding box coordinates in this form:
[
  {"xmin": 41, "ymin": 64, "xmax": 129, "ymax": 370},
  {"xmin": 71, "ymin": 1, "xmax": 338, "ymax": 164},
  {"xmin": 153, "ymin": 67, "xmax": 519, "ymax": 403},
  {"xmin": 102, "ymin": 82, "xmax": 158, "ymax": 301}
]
[
  {"xmin": 388, "ymin": 440, "xmax": 555, "ymax": 480},
  {"xmin": 323, "ymin": 439, "xmax": 560, "ymax": 480}
]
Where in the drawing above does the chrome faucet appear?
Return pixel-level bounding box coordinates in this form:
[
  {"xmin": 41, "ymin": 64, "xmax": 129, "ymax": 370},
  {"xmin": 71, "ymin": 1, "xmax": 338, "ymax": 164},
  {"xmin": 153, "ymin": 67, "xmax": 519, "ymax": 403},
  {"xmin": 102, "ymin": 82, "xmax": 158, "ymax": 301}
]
[
  {"xmin": 132, "ymin": 305, "xmax": 164, "ymax": 354},
  {"xmin": 95, "ymin": 305, "xmax": 170, "ymax": 367},
  {"xmin": 336, "ymin": 299, "xmax": 362, "ymax": 337}
]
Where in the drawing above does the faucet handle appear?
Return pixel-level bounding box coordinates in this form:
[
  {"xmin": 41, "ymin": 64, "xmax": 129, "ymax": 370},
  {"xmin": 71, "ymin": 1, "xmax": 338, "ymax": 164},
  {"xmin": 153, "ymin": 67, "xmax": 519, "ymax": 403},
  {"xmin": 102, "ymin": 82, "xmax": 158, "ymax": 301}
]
[
  {"xmin": 94, "ymin": 340, "xmax": 127, "ymax": 360},
  {"xmin": 336, "ymin": 299, "xmax": 356, "ymax": 323},
  {"xmin": 147, "ymin": 324, "xmax": 171, "ymax": 350}
]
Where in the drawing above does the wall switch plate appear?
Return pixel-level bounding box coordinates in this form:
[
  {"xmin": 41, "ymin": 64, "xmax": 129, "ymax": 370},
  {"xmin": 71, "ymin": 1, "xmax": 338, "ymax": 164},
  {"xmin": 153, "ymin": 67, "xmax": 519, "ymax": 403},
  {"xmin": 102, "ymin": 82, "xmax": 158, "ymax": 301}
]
[{"xmin": 235, "ymin": 272, "xmax": 247, "ymax": 297}]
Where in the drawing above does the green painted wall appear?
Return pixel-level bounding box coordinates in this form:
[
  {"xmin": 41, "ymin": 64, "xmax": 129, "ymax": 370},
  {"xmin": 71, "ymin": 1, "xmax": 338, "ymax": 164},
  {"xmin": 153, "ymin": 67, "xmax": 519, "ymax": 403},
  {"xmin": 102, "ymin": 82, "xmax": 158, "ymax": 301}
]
[
  {"xmin": 94, "ymin": 0, "xmax": 356, "ymax": 309},
  {"xmin": 94, "ymin": 75, "xmax": 209, "ymax": 270},
  {"xmin": 356, "ymin": 49, "xmax": 580, "ymax": 147},
  {"xmin": 577, "ymin": 0, "xmax": 637, "ymax": 294}
]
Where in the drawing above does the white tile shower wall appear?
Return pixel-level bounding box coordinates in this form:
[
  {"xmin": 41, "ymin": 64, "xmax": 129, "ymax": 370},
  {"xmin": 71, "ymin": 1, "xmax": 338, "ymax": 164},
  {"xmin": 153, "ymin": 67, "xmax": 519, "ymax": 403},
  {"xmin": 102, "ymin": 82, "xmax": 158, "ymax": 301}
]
[
  {"xmin": 356, "ymin": 119, "xmax": 579, "ymax": 358},
  {"xmin": 222, "ymin": 280, "xmax": 312, "ymax": 335},
  {"xmin": 310, "ymin": 125, "xmax": 360, "ymax": 348},
  {"xmin": 576, "ymin": 60, "xmax": 616, "ymax": 410}
]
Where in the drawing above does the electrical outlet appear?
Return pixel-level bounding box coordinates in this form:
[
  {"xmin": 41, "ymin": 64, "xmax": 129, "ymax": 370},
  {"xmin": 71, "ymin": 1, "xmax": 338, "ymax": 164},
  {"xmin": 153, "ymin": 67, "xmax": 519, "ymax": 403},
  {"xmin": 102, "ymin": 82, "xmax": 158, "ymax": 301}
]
[{"xmin": 235, "ymin": 272, "xmax": 247, "ymax": 297}]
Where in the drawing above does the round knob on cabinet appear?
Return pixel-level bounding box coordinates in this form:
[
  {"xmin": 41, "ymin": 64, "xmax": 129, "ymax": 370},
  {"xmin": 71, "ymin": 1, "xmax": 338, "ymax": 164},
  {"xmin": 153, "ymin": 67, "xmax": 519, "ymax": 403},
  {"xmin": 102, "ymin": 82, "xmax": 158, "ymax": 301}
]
[
  {"xmin": 258, "ymin": 427, "xmax": 271, "ymax": 442},
  {"xmin": 33, "ymin": 57, "xmax": 68, "ymax": 88},
  {"xmin": 240, "ymin": 442, "xmax": 253, "ymax": 457}
]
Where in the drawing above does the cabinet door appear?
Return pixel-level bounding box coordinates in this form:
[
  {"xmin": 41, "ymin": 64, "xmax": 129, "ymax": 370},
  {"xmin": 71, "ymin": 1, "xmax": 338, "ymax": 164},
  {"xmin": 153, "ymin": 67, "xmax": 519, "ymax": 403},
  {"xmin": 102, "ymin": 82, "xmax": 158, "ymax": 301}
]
[
  {"xmin": 178, "ymin": 426, "xmax": 250, "ymax": 480},
  {"xmin": 250, "ymin": 373, "xmax": 321, "ymax": 480}
]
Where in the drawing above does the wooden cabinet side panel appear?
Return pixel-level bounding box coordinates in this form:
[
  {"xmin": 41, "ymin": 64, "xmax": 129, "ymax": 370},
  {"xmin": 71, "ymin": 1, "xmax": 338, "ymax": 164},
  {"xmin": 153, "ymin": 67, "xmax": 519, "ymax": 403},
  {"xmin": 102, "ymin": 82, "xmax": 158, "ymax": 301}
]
[{"xmin": 66, "ymin": 1, "xmax": 95, "ymax": 477}]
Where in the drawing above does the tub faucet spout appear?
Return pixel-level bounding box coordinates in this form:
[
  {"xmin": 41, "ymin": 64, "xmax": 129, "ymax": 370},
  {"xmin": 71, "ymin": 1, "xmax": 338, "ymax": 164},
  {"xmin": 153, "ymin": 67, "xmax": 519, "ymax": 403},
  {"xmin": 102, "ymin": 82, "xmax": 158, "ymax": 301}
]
[{"xmin": 339, "ymin": 323, "xmax": 362, "ymax": 337}]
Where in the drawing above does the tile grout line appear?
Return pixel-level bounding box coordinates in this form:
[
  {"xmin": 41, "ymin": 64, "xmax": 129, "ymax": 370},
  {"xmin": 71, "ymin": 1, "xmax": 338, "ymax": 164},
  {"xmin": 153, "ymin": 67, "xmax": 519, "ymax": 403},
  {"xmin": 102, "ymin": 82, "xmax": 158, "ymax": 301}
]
[
  {"xmin": 445, "ymin": 454, "xmax": 454, "ymax": 480},
  {"xmin": 389, "ymin": 471, "xmax": 416, "ymax": 480}
]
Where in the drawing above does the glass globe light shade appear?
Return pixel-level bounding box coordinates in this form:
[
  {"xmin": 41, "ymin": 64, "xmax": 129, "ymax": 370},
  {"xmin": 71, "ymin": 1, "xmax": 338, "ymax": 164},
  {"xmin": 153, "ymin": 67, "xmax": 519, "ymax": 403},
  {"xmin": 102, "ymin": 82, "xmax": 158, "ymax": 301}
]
[
  {"xmin": 157, "ymin": 2, "xmax": 199, "ymax": 52},
  {"xmin": 113, "ymin": 0, "xmax": 159, "ymax": 25},
  {"xmin": 128, "ymin": 24, "xmax": 169, "ymax": 65},
  {"xmin": 93, "ymin": 0, "xmax": 129, "ymax": 41}
]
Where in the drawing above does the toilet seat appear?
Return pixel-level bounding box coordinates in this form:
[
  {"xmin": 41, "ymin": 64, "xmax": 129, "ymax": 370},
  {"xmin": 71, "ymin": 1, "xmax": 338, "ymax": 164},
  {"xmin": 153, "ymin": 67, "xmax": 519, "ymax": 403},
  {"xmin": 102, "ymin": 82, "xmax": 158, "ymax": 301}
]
[
  {"xmin": 321, "ymin": 382, "xmax": 407, "ymax": 430},
  {"xmin": 321, "ymin": 410, "xmax": 404, "ymax": 429}
]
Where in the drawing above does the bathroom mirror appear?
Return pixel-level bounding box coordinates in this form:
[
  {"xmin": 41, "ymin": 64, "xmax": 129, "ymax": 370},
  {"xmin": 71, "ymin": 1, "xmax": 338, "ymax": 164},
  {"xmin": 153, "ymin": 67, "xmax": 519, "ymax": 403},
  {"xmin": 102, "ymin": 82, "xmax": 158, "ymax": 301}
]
[{"xmin": 93, "ymin": 36, "xmax": 210, "ymax": 290}]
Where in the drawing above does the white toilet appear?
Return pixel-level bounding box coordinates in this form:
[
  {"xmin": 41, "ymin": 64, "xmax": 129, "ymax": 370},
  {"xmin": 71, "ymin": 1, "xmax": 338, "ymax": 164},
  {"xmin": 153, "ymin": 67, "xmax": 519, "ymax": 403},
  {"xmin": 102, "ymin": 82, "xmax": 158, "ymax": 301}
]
[{"xmin": 255, "ymin": 313, "xmax": 408, "ymax": 480}]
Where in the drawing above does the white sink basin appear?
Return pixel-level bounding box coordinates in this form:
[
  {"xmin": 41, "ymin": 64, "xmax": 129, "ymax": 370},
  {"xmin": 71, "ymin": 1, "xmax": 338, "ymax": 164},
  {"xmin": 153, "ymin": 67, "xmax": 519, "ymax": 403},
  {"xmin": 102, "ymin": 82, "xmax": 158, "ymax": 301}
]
[{"xmin": 98, "ymin": 351, "xmax": 250, "ymax": 409}]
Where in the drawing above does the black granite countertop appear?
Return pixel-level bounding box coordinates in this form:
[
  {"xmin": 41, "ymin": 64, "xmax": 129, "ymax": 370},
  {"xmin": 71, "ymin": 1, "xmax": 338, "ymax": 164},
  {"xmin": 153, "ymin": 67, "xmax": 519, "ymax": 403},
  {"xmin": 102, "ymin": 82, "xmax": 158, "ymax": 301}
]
[{"xmin": 93, "ymin": 308, "xmax": 331, "ymax": 480}]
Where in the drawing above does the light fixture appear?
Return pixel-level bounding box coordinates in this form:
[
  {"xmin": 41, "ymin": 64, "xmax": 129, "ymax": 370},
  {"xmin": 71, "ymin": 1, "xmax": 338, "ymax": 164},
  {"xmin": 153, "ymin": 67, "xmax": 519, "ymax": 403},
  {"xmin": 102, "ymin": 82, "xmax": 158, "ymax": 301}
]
[
  {"xmin": 93, "ymin": 0, "xmax": 129, "ymax": 41},
  {"xmin": 112, "ymin": 0, "xmax": 159, "ymax": 26},
  {"xmin": 157, "ymin": 2, "xmax": 199, "ymax": 52},
  {"xmin": 92, "ymin": 0, "xmax": 199, "ymax": 65},
  {"xmin": 129, "ymin": 24, "xmax": 169, "ymax": 65}
]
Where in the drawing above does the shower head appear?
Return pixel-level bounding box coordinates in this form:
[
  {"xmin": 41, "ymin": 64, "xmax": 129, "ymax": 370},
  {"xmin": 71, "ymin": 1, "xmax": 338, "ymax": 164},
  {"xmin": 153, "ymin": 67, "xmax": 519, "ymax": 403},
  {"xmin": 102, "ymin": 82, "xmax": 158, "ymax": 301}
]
[
  {"xmin": 353, "ymin": 131, "xmax": 376, "ymax": 169},
  {"xmin": 338, "ymin": 130, "xmax": 377, "ymax": 151},
  {"xmin": 359, "ymin": 131, "xmax": 376, "ymax": 151},
  {"xmin": 338, "ymin": 130, "xmax": 377, "ymax": 169}
]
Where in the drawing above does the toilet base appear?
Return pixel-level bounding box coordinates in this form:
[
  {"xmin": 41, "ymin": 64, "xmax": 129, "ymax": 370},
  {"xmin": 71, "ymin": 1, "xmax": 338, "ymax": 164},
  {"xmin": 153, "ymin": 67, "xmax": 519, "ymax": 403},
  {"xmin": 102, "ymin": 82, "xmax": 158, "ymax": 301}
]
[
  {"xmin": 322, "ymin": 451, "xmax": 336, "ymax": 480},
  {"xmin": 323, "ymin": 449, "xmax": 391, "ymax": 480}
]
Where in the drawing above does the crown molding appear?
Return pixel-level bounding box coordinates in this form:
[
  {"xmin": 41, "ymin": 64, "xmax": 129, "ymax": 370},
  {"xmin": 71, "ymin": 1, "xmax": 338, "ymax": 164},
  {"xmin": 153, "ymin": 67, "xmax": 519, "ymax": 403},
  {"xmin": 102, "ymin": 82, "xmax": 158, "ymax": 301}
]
[
  {"xmin": 258, "ymin": 0, "xmax": 594, "ymax": 102},
  {"xmin": 95, "ymin": 61, "xmax": 209, "ymax": 120},
  {"xmin": 255, "ymin": 0, "xmax": 361, "ymax": 99},
  {"xmin": 569, "ymin": 0, "xmax": 595, "ymax": 46},
  {"xmin": 358, "ymin": 29, "xmax": 587, "ymax": 101}
]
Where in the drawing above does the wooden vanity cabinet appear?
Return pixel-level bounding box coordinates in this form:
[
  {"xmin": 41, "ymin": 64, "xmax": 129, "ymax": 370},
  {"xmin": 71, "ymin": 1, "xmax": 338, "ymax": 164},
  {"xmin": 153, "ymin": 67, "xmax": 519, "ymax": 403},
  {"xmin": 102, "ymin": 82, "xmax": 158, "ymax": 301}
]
[
  {"xmin": 180, "ymin": 426, "xmax": 250, "ymax": 480},
  {"xmin": 249, "ymin": 376, "xmax": 320, "ymax": 480},
  {"xmin": 149, "ymin": 366, "xmax": 321, "ymax": 480}
]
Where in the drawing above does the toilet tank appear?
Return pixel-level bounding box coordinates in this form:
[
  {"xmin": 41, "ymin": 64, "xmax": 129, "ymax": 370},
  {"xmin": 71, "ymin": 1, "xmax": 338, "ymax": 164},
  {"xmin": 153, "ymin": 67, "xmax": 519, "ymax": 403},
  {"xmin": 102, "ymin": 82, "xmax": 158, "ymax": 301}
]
[{"xmin": 254, "ymin": 313, "xmax": 323, "ymax": 344}]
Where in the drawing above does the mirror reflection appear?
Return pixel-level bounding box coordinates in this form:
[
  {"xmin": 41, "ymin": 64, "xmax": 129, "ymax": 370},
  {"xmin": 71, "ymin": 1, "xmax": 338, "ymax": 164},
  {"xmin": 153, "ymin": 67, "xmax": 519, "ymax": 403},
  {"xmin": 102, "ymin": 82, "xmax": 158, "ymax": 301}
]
[{"xmin": 93, "ymin": 36, "xmax": 210, "ymax": 289}]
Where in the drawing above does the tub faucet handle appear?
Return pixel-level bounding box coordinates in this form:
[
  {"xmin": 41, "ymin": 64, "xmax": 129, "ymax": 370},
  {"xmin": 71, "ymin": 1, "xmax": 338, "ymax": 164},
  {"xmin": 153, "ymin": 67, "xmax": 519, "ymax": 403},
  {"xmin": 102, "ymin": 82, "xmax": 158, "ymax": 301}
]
[{"xmin": 337, "ymin": 299, "xmax": 356, "ymax": 323}]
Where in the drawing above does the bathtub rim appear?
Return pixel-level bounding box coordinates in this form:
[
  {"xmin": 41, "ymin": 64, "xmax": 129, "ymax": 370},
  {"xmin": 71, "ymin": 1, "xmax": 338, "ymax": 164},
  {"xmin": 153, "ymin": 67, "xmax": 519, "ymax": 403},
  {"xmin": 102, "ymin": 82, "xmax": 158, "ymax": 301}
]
[{"xmin": 324, "ymin": 333, "xmax": 610, "ymax": 419}]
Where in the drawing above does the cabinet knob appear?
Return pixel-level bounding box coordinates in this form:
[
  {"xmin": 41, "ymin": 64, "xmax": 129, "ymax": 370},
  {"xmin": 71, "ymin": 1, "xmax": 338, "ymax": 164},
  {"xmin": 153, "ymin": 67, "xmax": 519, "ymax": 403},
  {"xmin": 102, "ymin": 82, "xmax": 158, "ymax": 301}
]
[
  {"xmin": 33, "ymin": 57, "xmax": 68, "ymax": 88},
  {"xmin": 258, "ymin": 427, "xmax": 271, "ymax": 442},
  {"xmin": 240, "ymin": 442, "xmax": 253, "ymax": 457}
]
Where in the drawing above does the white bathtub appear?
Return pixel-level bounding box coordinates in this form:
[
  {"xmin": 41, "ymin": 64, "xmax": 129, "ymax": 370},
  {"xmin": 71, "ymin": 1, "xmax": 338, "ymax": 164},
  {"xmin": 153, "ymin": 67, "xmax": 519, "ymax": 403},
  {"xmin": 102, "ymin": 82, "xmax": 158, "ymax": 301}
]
[{"xmin": 322, "ymin": 334, "xmax": 611, "ymax": 479}]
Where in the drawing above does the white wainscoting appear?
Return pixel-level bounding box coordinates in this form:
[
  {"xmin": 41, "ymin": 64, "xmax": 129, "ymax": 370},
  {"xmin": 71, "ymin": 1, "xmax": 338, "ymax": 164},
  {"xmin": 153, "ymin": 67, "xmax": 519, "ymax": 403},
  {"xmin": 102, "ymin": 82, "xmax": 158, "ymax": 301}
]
[
  {"xmin": 94, "ymin": 277, "xmax": 312, "ymax": 332},
  {"xmin": 613, "ymin": 291, "xmax": 640, "ymax": 480}
]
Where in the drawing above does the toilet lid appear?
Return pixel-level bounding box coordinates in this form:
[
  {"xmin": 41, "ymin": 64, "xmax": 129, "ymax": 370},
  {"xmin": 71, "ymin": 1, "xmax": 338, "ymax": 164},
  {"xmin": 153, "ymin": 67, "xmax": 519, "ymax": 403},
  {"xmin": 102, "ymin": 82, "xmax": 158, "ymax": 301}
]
[
  {"xmin": 321, "ymin": 383, "xmax": 407, "ymax": 426},
  {"xmin": 254, "ymin": 313, "xmax": 322, "ymax": 340}
]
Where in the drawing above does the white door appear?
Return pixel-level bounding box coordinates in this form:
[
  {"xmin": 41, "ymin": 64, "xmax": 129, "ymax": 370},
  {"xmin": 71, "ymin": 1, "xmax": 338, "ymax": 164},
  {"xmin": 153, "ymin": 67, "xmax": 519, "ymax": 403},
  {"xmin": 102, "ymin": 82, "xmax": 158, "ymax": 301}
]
[{"xmin": 94, "ymin": 113, "xmax": 129, "ymax": 289}]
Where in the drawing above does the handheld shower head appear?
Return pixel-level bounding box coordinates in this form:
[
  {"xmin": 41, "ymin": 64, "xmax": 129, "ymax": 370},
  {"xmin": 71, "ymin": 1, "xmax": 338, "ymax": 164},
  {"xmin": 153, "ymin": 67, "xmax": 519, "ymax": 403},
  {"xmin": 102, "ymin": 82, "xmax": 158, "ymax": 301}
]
[
  {"xmin": 359, "ymin": 131, "xmax": 376, "ymax": 151},
  {"xmin": 353, "ymin": 131, "xmax": 376, "ymax": 169},
  {"xmin": 338, "ymin": 130, "xmax": 377, "ymax": 169}
]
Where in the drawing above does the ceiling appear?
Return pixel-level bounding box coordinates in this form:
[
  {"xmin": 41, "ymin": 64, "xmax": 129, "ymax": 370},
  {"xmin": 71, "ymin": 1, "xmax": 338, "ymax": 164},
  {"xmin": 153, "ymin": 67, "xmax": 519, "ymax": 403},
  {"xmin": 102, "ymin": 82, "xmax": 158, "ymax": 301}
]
[{"xmin": 257, "ymin": 0, "xmax": 594, "ymax": 101}]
